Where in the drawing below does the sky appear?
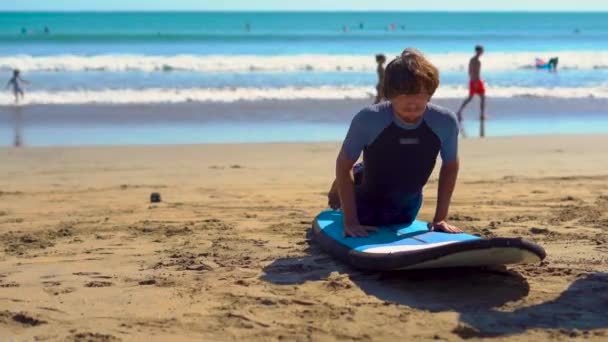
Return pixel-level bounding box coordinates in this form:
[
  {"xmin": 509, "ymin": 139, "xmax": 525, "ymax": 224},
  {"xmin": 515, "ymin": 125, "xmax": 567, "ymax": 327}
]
[{"xmin": 2, "ymin": 0, "xmax": 608, "ymax": 12}]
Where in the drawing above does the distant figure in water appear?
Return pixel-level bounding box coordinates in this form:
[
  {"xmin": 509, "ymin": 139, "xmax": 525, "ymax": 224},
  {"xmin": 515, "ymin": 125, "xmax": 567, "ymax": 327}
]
[
  {"xmin": 245, "ymin": 23, "xmax": 251, "ymax": 32},
  {"xmin": 548, "ymin": 57, "xmax": 559, "ymax": 71},
  {"xmin": 535, "ymin": 57, "xmax": 559, "ymax": 72},
  {"xmin": 21, "ymin": 27, "xmax": 27, "ymax": 35},
  {"xmin": 44, "ymin": 26, "xmax": 50, "ymax": 34},
  {"xmin": 6, "ymin": 70, "xmax": 29, "ymax": 104},
  {"xmin": 374, "ymin": 54, "xmax": 387, "ymax": 104}
]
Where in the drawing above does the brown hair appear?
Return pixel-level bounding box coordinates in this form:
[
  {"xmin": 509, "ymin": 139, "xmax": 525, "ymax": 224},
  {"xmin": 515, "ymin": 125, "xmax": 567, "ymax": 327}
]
[{"xmin": 383, "ymin": 48, "xmax": 439, "ymax": 98}]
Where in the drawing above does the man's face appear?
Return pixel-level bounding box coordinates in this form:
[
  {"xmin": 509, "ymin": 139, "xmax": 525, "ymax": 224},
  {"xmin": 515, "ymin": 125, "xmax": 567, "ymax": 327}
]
[{"xmin": 390, "ymin": 93, "xmax": 431, "ymax": 123}]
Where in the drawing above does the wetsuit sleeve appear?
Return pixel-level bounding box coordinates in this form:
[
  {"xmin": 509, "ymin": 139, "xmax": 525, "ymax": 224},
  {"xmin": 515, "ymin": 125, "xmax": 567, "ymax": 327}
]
[
  {"xmin": 425, "ymin": 106, "xmax": 460, "ymax": 162},
  {"xmin": 341, "ymin": 112, "xmax": 369, "ymax": 162},
  {"xmin": 439, "ymin": 122, "xmax": 459, "ymax": 162}
]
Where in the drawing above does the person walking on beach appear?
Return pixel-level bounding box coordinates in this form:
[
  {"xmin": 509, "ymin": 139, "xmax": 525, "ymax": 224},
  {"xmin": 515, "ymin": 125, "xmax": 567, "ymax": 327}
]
[
  {"xmin": 6, "ymin": 70, "xmax": 29, "ymax": 104},
  {"xmin": 374, "ymin": 54, "xmax": 387, "ymax": 104},
  {"xmin": 456, "ymin": 45, "xmax": 486, "ymax": 137}
]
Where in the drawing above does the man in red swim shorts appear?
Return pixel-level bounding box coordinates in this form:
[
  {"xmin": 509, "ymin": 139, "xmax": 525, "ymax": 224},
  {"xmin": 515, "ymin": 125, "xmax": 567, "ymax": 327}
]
[
  {"xmin": 456, "ymin": 45, "xmax": 486, "ymax": 137},
  {"xmin": 469, "ymin": 79, "xmax": 485, "ymax": 97}
]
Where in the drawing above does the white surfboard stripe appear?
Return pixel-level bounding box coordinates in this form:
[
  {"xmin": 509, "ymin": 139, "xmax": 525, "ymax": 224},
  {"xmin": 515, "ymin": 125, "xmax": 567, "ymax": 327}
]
[{"xmin": 360, "ymin": 241, "xmax": 459, "ymax": 254}]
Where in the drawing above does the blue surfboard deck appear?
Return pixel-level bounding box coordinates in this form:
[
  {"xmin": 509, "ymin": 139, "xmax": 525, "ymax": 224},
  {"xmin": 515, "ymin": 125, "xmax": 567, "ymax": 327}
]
[{"xmin": 312, "ymin": 210, "xmax": 546, "ymax": 270}]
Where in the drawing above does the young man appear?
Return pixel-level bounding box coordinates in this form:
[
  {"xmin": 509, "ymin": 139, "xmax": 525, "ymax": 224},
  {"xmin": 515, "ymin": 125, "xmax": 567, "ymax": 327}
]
[
  {"xmin": 335, "ymin": 49, "xmax": 462, "ymax": 237},
  {"xmin": 456, "ymin": 45, "xmax": 485, "ymax": 137}
]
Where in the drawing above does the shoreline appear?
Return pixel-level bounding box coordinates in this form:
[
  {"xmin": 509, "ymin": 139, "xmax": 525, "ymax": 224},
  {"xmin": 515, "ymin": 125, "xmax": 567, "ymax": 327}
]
[
  {"xmin": 2, "ymin": 97, "xmax": 608, "ymax": 147},
  {"xmin": 3, "ymin": 97, "xmax": 608, "ymax": 123}
]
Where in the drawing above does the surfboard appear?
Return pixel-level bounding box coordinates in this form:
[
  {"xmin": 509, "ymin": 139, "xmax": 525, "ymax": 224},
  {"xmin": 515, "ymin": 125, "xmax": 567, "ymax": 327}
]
[{"xmin": 312, "ymin": 210, "xmax": 546, "ymax": 271}]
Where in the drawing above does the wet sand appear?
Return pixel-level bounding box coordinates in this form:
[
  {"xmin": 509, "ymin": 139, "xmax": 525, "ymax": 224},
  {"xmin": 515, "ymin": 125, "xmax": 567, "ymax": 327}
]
[{"xmin": 3, "ymin": 97, "xmax": 608, "ymax": 147}]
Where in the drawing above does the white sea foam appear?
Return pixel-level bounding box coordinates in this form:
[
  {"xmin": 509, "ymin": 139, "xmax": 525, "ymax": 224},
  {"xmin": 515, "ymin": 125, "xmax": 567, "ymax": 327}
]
[
  {"xmin": 2, "ymin": 85, "xmax": 608, "ymax": 105},
  {"xmin": 2, "ymin": 51, "xmax": 608, "ymax": 73}
]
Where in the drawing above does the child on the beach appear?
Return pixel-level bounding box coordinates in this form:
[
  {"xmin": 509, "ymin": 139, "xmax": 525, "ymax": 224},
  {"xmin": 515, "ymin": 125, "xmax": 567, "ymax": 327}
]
[
  {"xmin": 328, "ymin": 49, "xmax": 421, "ymax": 209},
  {"xmin": 374, "ymin": 54, "xmax": 387, "ymax": 104},
  {"xmin": 330, "ymin": 49, "xmax": 462, "ymax": 237},
  {"xmin": 6, "ymin": 70, "xmax": 29, "ymax": 104}
]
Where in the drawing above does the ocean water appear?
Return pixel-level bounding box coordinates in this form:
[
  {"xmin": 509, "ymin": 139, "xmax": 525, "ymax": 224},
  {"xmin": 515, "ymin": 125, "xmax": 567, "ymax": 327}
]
[{"xmin": 1, "ymin": 12, "xmax": 608, "ymax": 145}]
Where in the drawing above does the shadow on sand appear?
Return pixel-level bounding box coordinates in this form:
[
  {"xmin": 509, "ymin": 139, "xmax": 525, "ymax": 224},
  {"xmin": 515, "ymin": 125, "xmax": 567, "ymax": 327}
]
[{"xmin": 261, "ymin": 231, "xmax": 608, "ymax": 338}]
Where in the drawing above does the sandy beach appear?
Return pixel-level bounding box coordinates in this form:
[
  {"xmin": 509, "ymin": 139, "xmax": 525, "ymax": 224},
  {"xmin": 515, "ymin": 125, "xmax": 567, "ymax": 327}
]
[{"xmin": 0, "ymin": 134, "xmax": 607, "ymax": 341}]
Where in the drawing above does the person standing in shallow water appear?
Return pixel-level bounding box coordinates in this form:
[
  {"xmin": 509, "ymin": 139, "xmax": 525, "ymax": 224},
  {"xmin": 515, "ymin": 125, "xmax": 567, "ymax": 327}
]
[
  {"xmin": 6, "ymin": 70, "xmax": 29, "ymax": 104},
  {"xmin": 374, "ymin": 54, "xmax": 387, "ymax": 104},
  {"xmin": 456, "ymin": 45, "xmax": 486, "ymax": 137}
]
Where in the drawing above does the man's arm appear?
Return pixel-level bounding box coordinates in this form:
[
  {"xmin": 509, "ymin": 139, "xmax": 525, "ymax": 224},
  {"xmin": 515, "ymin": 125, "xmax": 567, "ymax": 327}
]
[
  {"xmin": 336, "ymin": 150, "xmax": 357, "ymax": 224},
  {"xmin": 468, "ymin": 59, "xmax": 474, "ymax": 79},
  {"xmin": 336, "ymin": 150, "xmax": 377, "ymax": 237},
  {"xmin": 432, "ymin": 159, "xmax": 462, "ymax": 233}
]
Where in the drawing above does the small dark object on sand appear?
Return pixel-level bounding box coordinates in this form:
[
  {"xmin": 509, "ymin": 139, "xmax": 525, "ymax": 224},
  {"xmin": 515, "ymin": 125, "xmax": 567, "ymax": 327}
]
[{"xmin": 150, "ymin": 192, "xmax": 161, "ymax": 203}]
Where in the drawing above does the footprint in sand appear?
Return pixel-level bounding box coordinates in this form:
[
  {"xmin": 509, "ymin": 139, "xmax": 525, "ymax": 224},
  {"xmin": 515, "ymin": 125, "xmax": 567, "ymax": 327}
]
[
  {"xmin": 0, "ymin": 281, "xmax": 20, "ymax": 288},
  {"xmin": 67, "ymin": 332, "xmax": 120, "ymax": 342},
  {"xmin": 72, "ymin": 272, "xmax": 101, "ymax": 276},
  {"xmin": 234, "ymin": 279, "xmax": 250, "ymax": 287},
  {"xmin": 138, "ymin": 279, "xmax": 157, "ymax": 286},
  {"xmin": 0, "ymin": 274, "xmax": 19, "ymax": 287},
  {"xmin": 84, "ymin": 281, "xmax": 113, "ymax": 288},
  {"xmin": 0, "ymin": 311, "xmax": 46, "ymax": 327},
  {"xmin": 42, "ymin": 281, "xmax": 61, "ymax": 287},
  {"xmin": 43, "ymin": 286, "xmax": 76, "ymax": 296}
]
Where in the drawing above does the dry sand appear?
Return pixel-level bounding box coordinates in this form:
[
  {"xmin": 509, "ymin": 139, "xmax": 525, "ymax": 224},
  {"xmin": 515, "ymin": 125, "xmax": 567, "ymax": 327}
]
[{"xmin": 1, "ymin": 134, "xmax": 607, "ymax": 341}]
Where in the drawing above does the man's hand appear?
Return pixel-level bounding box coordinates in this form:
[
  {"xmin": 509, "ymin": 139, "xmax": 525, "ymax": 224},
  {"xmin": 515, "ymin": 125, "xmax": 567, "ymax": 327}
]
[
  {"xmin": 429, "ymin": 221, "xmax": 463, "ymax": 234},
  {"xmin": 327, "ymin": 179, "xmax": 341, "ymax": 210},
  {"xmin": 344, "ymin": 224, "xmax": 378, "ymax": 237}
]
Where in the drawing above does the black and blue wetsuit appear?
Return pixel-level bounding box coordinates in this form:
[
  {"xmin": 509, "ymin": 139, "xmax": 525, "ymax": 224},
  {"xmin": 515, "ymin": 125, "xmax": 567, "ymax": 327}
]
[{"xmin": 341, "ymin": 102, "xmax": 459, "ymax": 226}]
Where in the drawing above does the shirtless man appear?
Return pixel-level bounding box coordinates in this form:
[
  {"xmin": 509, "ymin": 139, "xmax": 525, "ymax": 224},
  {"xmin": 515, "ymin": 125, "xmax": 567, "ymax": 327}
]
[{"xmin": 456, "ymin": 45, "xmax": 485, "ymax": 137}]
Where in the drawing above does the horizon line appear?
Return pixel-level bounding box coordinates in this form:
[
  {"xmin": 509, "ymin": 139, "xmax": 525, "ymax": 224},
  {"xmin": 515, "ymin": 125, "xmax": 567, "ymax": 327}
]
[{"xmin": 1, "ymin": 9, "xmax": 608, "ymax": 13}]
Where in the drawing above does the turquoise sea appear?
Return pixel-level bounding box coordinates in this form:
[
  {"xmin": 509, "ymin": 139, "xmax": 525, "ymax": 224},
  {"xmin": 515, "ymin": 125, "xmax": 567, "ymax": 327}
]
[{"xmin": 1, "ymin": 12, "xmax": 608, "ymax": 145}]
